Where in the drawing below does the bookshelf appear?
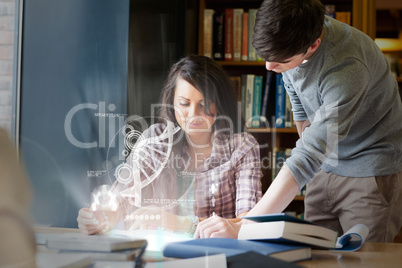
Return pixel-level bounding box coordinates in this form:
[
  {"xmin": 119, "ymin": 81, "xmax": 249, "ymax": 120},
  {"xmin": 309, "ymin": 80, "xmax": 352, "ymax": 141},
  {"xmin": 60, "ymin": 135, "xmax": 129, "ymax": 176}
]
[{"xmin": 197, "ymin": 0, "xmax": 375, "ymax": 215}]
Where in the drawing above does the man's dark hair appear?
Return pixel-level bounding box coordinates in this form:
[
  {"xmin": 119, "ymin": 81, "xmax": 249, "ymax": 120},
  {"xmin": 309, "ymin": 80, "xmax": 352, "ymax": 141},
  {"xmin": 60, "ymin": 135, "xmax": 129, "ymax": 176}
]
[{"xmin": 253, "ymin": 0, "xmax": 324, "ymax": 62}]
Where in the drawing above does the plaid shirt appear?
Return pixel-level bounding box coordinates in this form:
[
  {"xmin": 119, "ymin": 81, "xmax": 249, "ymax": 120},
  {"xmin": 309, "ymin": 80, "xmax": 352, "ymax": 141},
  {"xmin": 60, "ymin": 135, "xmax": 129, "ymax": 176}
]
[{"xmin": 113, "ymin": 123, "xmax": 262, "ymax": 219}]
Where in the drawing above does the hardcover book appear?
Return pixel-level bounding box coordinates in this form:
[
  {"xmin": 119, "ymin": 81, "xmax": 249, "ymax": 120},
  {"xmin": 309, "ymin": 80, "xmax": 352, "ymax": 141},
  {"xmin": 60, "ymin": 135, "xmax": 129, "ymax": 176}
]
[
  {"xmin": 163, "ymin": 238, "xmax": 311, "ymax": 262},
  {"xmin": 240, "ymin": 213, "xmax": 369, "ymax": 251}
]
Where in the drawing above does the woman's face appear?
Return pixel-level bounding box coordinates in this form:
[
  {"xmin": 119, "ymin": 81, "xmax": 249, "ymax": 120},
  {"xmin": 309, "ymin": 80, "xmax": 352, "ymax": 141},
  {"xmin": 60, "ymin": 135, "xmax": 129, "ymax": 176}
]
[{"xmin": 173, "ymin": 78, "xmax": 217, "ymax": 139}]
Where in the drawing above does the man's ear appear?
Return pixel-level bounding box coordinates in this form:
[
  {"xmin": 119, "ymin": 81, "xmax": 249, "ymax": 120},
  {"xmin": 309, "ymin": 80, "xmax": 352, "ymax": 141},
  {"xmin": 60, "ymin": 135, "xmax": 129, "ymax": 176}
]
[{"xmin": 309, "ymin": 38, "xmax": 321, "ymax": 54}]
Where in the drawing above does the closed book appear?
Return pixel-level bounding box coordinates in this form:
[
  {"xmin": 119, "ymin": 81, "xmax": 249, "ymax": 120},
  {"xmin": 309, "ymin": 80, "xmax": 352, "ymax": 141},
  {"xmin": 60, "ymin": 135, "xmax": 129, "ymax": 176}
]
[
  {"xmin": 232, "ymin": 8, "xmax": 244, "ymax": 61},
  {"xmin": 335, "ymin": 12, "xmax": 351, "ymax": 25},
  {"xmin": 241, "ymin": 12, "xmax": 248, "ymax": 61},
  {"xmin": 36, "ymin": 252, "xmax": 92, "ymax": 268},
  {"xmin": 240, "ymin": 214, "xmax": 369, "ymax": 251},
  {"xmin": 203, "ymin": 9, "xmax": 215, "ymax": 58},
  {"xmin": 239, "ymin": 214, "xmax": 338, "ymax": 248},
  {"xmin": 163, "ymin": 238, "xmax": 311, "ymax": 262},
  {"xmin": 46, "ymin": 235, "xmax": 147, "ymax": 252},
  {"xmin": 240, "ymin": 74, "xmax": 247, "ymax": 118},
  {"xmin": 248, "ymin": 9, "xmax": 258, "ymax": 61},
  {"xmin": 252, "ymin": 75, "xmax": 263, "ymax": 127},
  {"xmin": 212, "ymin": 12, "xmax": 225, "ymax": 60},
  {"xmin": 59, "ymin": 248, "xmax": 143, "ymax": 261},
  {"xmin": 224, "ymin": 8, "xmax": 233, "ymax": 61},
  {"xmin": 245, "ymin": 74, "xmax": 255, "ymax": 126},
  {"xmin": 285, "ymin": 92, "xmax": 293, "ymax": 128},
  {"xmin": 260, "ymin": 71, "xmax": 275, "ymax": 127},
  {"xmin": 275, "ymin": 73, "xmax": 286, "ymax": 128}
]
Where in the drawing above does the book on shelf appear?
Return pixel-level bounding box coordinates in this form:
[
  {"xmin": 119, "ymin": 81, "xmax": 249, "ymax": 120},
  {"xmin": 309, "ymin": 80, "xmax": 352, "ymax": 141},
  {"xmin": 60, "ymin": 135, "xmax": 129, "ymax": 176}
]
[
  {"xmin": 244, "ymin": 74, "xmax": 255, "ymax": 126},
  {"xmin": 260, "ymin": 71, "xmax": 275, "ymax": 127},
  {"xmin": 212, "ymin": 12, "xmax": 225, "ymax": 60},
  {"xmin": 241, "ymin": 12, "xmax": 248, "ymax": 61},
  {"xmin": 251, "ymin": 75, "xmax": 263, "ymax": 127},
  {"xmin": 163, "ymin": 237, "xmax": 311, "ymax": 262},
  {"xmin": 272, "ymin": 147, "xmax": 292, "ymax": 180},
  {"xmin": 46, "ymin": 234, "xmax": 147, "ymax": 252},
  {"xmin": 232, "ymin": 8, "xmax": 244, "ymax": 61},
  {"xmin": 335, "ymin": 12, "xmax": 351, "ymax": 25},
  {"xmin": 224, "ymin": 8, "xmax": 233, "ymax": 61},
  {"xmin": 324, "ymin": 5, "xmax": 336, "ymax": 18},
  {"xmin": 229, "ymin": 76, "xmax": 241, "ymax": 101},
  {"xmin": 239, "ymin": 213, "xmax": 369, "ymax": 251},
  {"xmin": 248, "ymin": 9, "xmax": 258, "ymax": 61},
  {"xmin": 285, "ymin": 93, "xmax": 293, "ymax": 128},
  {"xmin": 275, "ymin": 73, "xmax": 286, "ymax": 128},
  {"xmin": 240, "ymin": 74, "xmax": 247, "ymax": 118},
  {"xmin": 203, "ymin": 9, "xmax": 214, "ymax": 58}
]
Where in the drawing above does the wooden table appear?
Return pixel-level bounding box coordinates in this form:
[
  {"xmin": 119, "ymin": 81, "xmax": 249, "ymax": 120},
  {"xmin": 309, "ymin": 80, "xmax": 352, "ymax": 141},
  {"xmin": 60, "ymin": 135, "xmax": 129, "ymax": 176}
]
[{"xmin": 298, "ymin": 242, "xmax": 402, "ymax": 267}]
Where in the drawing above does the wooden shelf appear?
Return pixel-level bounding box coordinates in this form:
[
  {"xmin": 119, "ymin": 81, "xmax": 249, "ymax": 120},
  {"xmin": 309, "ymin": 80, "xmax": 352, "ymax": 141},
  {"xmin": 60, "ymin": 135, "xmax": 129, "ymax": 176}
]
[
  {"xmin": 294, "ymin": 195, "xmax": 305, "ymax": 201},
  {"xmin": 248, "ymin": 128, "xmax": 298, "ymax": 134}
]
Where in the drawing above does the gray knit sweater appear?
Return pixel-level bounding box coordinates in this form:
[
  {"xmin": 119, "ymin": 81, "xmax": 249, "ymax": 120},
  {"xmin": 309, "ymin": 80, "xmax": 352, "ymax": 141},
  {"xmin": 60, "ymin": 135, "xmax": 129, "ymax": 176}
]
[{"xmin": 283, "ymin": 16, "xmax": 402, "ymax": 188}]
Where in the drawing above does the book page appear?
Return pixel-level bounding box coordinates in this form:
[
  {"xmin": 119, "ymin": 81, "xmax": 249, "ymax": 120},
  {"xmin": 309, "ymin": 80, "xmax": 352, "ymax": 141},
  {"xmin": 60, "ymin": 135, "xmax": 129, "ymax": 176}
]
[{"xmin": 334, "ymin": 224, "xmax": 369, "ymax": 251}]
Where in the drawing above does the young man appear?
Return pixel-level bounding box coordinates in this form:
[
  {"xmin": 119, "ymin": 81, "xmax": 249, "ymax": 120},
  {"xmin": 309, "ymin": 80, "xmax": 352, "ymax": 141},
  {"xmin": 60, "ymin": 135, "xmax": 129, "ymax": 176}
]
[{"xmin": 195, "ymin": 0, "xmax": 402, "ymax": 242}]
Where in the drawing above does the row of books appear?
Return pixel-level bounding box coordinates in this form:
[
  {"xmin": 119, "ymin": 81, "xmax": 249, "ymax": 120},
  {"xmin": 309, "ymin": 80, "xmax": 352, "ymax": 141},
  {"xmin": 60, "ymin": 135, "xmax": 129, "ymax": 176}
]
[
  {"xmin": 203, "ymin": 5, "xmax": 352, "ymax": 62},
  {"xmin": 324, "ymin": 5, "xmax": 351, "ymax": 25},
  {"xmin": 203, "ymin": 8, "xmax": 262, "ymax": 61},
  {"xmin": 231, "ymin": 72, "xmax": 295, "ymax": 128}
]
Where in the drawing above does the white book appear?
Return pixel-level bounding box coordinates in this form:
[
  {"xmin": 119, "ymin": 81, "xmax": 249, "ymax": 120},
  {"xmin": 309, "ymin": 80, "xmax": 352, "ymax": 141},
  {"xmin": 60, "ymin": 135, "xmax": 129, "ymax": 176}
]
[
  {"xmin": 46, "ymin": 235, "xmax": 147, "ymax": 252},
  {"xmin": 232, "ymin": 8, "xmax": 244, "ymax": 61},
  {"xmin": 203, "ymin": 9, "xmax": 215, "ymax": 58},
  {"xmin": 36, "ymin": 252, "xmax": 92, "ymax": 268},
  {"xmin": 239, "ymin": 220, "xmax": 338, "ymax": 248},
  {"xmin": 244, "ymin": 74, "xmax": 255, "ymax": 126}
]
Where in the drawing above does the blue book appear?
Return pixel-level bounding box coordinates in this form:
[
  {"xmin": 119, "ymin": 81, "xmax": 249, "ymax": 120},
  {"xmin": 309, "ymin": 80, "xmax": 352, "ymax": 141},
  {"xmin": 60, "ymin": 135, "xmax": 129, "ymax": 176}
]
[
  {"xmin": 275, "ymin": 73, "xmax": 286, "ymax": 128},
  {"xmin": 251, "ymin": 75, "xmax": 263, "ymax": 127},
  {"xmin": 163, "ymin": 238, "xmax": 311, "ymax": 262},
  {"xmin": 260, "ymin": 71, "xmax": 275, "ymax": 127}
]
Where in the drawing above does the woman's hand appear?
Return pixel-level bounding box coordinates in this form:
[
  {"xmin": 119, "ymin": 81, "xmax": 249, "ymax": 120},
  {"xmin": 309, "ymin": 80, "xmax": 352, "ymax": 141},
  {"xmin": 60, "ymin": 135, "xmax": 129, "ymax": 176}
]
[
  {"xmin": 77, "ymin": 208, "xmax": 119, "ymax": 235},
  {"xmin": 194, "ymin": 215, "xmax": 243, "ymax": 239}
]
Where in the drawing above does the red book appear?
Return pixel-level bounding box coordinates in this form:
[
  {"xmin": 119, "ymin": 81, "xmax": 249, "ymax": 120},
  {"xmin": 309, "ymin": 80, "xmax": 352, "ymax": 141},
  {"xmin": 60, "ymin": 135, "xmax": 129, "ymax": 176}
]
[{"xmin": 224, "ymin": 8, "xmax": 233, "ymax": 61}]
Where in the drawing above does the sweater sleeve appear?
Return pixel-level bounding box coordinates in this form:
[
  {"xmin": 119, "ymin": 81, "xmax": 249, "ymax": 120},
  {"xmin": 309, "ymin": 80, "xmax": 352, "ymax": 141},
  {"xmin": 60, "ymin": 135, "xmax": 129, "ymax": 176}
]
[{"xmin": 285, "ymin": 59, "xmax": 372, "ymax": 188}]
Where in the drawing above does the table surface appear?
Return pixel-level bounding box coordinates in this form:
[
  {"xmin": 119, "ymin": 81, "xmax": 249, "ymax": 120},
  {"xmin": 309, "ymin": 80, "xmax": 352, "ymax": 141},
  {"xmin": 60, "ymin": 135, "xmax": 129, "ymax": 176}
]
[{"xmin": 35, "ymin": 226, "xmax": 402, "ymax": 267}]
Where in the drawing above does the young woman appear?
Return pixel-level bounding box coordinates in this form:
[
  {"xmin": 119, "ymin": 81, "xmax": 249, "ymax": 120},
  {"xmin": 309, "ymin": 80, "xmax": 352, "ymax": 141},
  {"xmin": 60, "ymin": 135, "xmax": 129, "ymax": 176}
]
[{"xmin": 77, "ymin": 55, "xmax": 262, "ymax": 235}]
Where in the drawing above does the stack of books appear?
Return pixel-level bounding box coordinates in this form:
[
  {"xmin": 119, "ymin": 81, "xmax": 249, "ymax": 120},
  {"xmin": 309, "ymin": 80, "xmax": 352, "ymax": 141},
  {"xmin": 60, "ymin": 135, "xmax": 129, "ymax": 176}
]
[
  {"xmin": 36, "ymin": 232, "xmax": 147, "ymax": 268},
  {"xmin": 162, "ymin": 213, "xmax": 369, "ymax": 265}
]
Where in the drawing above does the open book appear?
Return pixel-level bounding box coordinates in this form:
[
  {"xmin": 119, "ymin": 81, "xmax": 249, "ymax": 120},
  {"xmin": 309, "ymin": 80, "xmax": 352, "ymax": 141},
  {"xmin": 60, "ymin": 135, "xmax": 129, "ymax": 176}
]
[{"xmin": 239, "ymin": 213, "xmax": 369, "ymax": 251}]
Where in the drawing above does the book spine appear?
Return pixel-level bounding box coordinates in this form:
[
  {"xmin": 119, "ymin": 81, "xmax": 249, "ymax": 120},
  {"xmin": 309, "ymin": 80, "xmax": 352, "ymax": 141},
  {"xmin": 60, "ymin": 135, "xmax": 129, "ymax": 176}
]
[
  {"xmin": 335, "ymin": 12, "xmax": 351, "ymax": 25},
  {"xmin": 241, "ymin": 12, "xmax": 248, "ymax": 61},
  {"xmin": 230, "ymin": 76, "xmax": 241, "ymax": 102},
  {"xmin": 232, "ymin": 9, "xmax": 243, "ymax": 61},
  {"xmin": 245, "ymin": 74, "xmax": 255, "ymax": 125},
  {"xmin": 240, "ymin": 74, "xmax": 247, "ymax": 118},
  {"xmin": 248, "ymin": 9, "xmax": 257, "ymax": 61},
  {"xmin": 260, "ymin": 71, "xmax": 274, "ymax": 127},
  {"xmin": 275, "ymin": 73, "xmax": 285, "ymax": 128},
  {"xmin": 203, "ymin": 9, "xmax": 215, "ymax": 58},
  {"xmin": 285, "ymin": 92, "xmax": 292, "ymax": 128},
  {"xmin": 224, "ymin": 8, "xmax": 233, "ymax": 61},
  {"xmin": 324, "ymin": 5, "xmax": 336, "ymax": 18},
  {"xmin": 252, "ymin": 75, "xmax": 263, "ymax": 127},
  {"xmin": 213, "ymin": 12, "xmax": 225, "ymax": 60}
]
